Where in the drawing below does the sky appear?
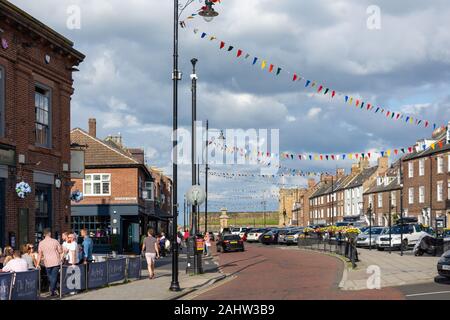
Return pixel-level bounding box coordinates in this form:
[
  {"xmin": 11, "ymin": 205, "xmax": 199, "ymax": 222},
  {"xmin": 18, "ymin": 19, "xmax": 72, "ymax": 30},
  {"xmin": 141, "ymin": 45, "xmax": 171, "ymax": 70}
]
[{"xmin": 9, "ymin": 0, "xmax": 450, "ymax": 214}]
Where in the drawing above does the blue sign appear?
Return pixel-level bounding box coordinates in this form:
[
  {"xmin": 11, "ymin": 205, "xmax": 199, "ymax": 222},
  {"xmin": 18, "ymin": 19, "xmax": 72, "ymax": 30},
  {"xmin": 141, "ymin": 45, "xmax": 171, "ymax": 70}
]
[
  {"xmin": 87, "ymin": 262, "xmax": 108, "ymax": 289},
  {"xmin": 10, "ymin": 270, "xmax": 39, "ymax": 300},
  {"xmin": 127, "ymin": 257, "xmax": 141, "ymax": 280},
  {"xmin": 61, "ymin": 264, "xmax": 87, "ymax": 296},
  {"xmin": 0, "ymin": 273, "xmax": 13, "ymax": 300},
  {"xmin": 107, "ymin": 258, "xmax": 126, "ymax": 283}
]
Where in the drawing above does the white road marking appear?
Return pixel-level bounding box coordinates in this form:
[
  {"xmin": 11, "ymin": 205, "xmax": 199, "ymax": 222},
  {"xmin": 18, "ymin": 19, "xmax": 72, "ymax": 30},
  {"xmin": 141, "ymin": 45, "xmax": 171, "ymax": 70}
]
[{"xmin": 406, "ymin": 290, "xmax": 450, "ymax": 297}]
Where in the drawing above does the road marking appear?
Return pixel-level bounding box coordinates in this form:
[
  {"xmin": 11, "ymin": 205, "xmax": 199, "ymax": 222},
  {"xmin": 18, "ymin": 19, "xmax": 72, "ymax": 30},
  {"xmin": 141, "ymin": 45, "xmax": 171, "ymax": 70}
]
[{"xmin": 405, "ymin": 290, "xmax": 450, "ymax": 297}]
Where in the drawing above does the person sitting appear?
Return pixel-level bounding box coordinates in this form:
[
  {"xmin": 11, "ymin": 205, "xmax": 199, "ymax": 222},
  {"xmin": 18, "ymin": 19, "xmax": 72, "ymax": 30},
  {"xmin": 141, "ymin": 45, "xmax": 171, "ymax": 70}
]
[
  {"xmin": 21, "ymin": 244, "xmax": 36, "ymax": 270},
  {"xmin": 2, "ymin": 250, "xmax": 28, "ymax": 273},
  {"xmin": 2, "ymin": 246, "xmax": 14, "ymax": 266}
]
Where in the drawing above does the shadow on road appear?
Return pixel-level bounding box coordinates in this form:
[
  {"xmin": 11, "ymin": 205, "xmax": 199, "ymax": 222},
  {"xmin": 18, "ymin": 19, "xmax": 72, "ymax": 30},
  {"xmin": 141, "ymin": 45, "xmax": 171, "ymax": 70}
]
[{"xmin": 434, "ymin": 276, "xmax": 450, "ymax": 285}]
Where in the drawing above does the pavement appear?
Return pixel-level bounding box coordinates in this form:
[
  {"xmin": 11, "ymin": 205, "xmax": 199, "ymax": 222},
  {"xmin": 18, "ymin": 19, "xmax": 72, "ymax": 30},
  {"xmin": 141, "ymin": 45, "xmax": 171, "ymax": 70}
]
[
  {"xmin": 62, "ymin": 251, "xmax": 225, "ymax": 300},
  {"xmin": 338, "ymin": 248, "xmax": 441, "ymax": 290}
]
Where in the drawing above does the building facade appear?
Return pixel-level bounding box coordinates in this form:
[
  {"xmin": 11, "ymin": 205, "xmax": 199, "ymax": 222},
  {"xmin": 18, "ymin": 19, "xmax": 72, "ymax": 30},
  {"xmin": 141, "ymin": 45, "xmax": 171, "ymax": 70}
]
[
  {"xmin": 71, "ymin": 119, "xmax": 156, "ymax": 254},
  {"xmin": 0, "ymin": 1, "xmax": 84, "ymax": 249}
]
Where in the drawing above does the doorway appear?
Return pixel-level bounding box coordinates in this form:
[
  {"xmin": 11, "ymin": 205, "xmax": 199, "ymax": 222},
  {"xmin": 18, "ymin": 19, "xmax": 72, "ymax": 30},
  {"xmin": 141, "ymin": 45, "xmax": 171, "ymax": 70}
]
[{"xmin": 122, "ymin": 219, "xmax": 140, "ymax": 254}]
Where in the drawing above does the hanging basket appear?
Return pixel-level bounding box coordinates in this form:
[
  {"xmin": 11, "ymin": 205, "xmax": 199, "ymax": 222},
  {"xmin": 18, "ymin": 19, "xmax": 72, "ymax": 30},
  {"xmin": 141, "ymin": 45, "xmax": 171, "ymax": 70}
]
[
  {"xmin": 70, "ymin": 190, "xmax": 84, "ymax": 203},
  {"xmin": 16, "ymin": 181, "xmax": 32, "ymax": 199}
]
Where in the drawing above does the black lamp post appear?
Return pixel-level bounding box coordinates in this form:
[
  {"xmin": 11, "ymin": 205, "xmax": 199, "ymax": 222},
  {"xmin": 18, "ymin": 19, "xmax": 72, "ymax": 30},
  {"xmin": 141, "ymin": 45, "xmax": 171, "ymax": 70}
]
[
  {"xmin": 191, "ymin": 57, "xmax": 198, "ymax": 237},
  {"xmin": 170, "ymin": 0, "xmax": 219, "ymax": 292},
  {"xmin": 368, "ymin": 204, "xmax": 373, "ymax": 250}
]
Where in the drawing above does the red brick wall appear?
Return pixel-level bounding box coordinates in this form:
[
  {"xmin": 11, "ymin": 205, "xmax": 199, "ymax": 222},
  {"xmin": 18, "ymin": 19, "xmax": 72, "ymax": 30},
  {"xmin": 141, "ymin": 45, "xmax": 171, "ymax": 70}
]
[{"xmin": 0, "ymin": 17, "xmax": 79, "ymax": 246}]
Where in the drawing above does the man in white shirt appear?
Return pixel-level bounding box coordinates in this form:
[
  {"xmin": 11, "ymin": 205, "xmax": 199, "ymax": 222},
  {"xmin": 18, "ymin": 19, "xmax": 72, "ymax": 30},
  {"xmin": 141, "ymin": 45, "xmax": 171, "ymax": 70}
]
[
  {"xmin": 2, "ymin": 250, "xmax": 28, "ymax": 272},
  {"xmin": 65, "ymin": 233, "xmax": 79, "ymax": 265}
]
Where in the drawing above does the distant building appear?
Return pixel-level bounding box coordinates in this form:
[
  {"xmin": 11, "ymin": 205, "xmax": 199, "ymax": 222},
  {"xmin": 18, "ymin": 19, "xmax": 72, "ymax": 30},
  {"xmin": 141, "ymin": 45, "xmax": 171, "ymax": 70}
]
[{"xmin": 0, "ymin": 1, "xmax": 84, "ymax": 248}]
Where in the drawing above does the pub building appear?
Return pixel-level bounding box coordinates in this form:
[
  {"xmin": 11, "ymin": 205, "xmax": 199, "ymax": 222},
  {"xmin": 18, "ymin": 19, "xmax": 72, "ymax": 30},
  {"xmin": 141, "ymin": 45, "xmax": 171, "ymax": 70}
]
[
  {"xmin": 71, "ymin": 119, "xmax": 158, "ymax": 254},
  {"xmin": 0, "ymin": 1, "xmax": 84, "ymax": 250}
]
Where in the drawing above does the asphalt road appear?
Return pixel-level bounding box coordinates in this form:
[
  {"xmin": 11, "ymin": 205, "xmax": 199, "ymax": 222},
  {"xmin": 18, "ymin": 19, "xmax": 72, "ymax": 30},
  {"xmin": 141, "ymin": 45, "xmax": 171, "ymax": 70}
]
[
  {"xmin": 194, "ymin": 243, "xmax": 406, "ymax": 300},
  {"xmin": 397, "ymin": 277, "xmax": 450, "ymax": 300}
]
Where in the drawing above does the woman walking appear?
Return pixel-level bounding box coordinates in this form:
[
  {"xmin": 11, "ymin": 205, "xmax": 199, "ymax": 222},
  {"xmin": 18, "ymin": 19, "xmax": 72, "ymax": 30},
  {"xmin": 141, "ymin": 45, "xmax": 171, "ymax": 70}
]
[
  {"xmin": 204, "ymin": 232, "xmax": 211, "ymax": 256},
  {"xmin": 142, "ymin": 228, "xmax": 160, "ymax": 279}
]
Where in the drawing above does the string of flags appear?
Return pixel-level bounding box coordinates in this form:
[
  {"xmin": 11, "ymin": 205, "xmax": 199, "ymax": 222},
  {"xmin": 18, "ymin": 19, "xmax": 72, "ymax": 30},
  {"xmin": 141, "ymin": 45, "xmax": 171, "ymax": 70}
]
[{"xmin": 190, "ymin": 28, "xmax": 442, "ymax": 131}]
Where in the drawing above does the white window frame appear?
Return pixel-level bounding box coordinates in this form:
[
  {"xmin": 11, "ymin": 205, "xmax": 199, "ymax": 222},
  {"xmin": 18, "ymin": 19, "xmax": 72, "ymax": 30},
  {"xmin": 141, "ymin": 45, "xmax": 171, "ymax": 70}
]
[
  {"xmin": 377, "ymin": 194, "xmax": 383, "ymax": 208},
  {"xmin": 391, "ymin": 191, "xmax": 396, "ymax": 207},
  {"xmin": 369, "ymin": 194, "xmax": 374, "ymax": 208},
  {"xmin": 408, "ymin": 162, "xmax": 414, "ymax": 178},
  {"xmin": 419, "ymin": 158, "xmax": 425, "ymax": 176},
  {"xmin": 83, "ymin": 173, "xmax": 111, "ymax": 196},
  {"xmin": 408, "ymin": 187, "xmax": 414, "ymax": 205},
  {"xmin": 419, "ymin": 186, "xmax": 425, "ymax": 204},
  {"xmin": 437, "ymin": 181, "xmax": 443, "ymax": 202},
  {"xmin": 143, "ymin": 181, "xmax": 154, "ymax": 201},
  {"xmin": 437, "ymin": 157, "xmax": 444, "ymax": 174}
]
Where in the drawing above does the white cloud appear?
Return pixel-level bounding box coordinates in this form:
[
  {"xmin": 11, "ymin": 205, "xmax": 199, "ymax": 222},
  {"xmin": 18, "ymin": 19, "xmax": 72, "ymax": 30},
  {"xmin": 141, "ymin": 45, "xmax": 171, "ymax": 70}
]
[{"xmin": 307, "ymin": 107, "xmax": 322, "ymax": 119}]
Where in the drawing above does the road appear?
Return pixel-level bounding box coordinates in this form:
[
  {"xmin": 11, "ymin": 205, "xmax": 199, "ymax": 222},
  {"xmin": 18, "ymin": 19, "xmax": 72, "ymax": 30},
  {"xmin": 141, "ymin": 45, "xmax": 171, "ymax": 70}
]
[{"xmin": 194, "ymin": 243, "xmax": 407, "ymax": 300}]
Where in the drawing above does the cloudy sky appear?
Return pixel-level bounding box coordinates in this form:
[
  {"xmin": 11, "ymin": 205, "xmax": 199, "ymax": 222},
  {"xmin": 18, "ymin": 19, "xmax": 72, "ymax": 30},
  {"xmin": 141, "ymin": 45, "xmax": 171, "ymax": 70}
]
[{"xmin": 10, "ymin": 0, "xmax": 450, "ymax": 215}]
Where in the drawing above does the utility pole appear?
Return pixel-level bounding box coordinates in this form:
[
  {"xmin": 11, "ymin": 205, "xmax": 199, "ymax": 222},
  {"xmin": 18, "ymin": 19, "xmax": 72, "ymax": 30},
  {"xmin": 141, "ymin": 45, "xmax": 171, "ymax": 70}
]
[
  {"xmin": 388, "ymin": 191, "xmax": 392, "ymax": 254},
  {"xmin": 399, "ymin": 159, "xmax": 404, "ymax": 256},
  {"xmin": 205, "ymin": 120, "xmax": 209, "ymax": 234}
]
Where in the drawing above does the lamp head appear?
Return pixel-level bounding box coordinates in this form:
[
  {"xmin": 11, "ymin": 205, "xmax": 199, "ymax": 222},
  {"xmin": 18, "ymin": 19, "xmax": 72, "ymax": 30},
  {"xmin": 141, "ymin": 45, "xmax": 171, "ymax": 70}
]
[{"xmin": 199, "ymin": 1, "xmax": 219, "ymax": 22}]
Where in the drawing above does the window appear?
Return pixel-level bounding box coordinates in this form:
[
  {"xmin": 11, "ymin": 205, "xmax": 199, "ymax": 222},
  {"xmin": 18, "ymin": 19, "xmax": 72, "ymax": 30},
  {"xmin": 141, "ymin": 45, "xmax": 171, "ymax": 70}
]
[
  {"xmin": 408, "ymin": 188, "xmax": 414, "ymax": 204},
  {"xmin": 143, "ymin": 181, "xmax": 154, "ymax": 200},
  {"xmin": 0, "ymin": 66, "xmax": 4, "ymax": 137},
  {"xmin": 419, "ymin": 159, "xmax": 425, "ymax": 176},
  {"xmin": 35, "ymin": 85, "xmax": 51, "ymax": 147},
  {"xmin": 369, "ymin": 194, "xmax": 374, "ymax": 208},
  {"xmin": 391, "ymin": 192, "xmax": 396, "ymax": 207},
  {"xmin": 356, "ymin": 189, "xmax": 360, "ymax": 198},
  {"xmin": 408, "ymin": 162, "xmax": 414, "ymax": 178},
  {"xmin": 35, "ymin": 184, "xmax": 52, "ymax": 245},
  {"xmin": 71, "ymin": 216, "xmax": 111, "ymax": 245},
  {"xmin": 437, "ymin": 157, "xmax": 444, "ymax": 174},
  {"xmin": 84, "ymin": 174, "xmax": 111, "ymax": 196},
  {"xmin": 419, "ymin": 186, "xmax": 425, "ymax": 203},
  {"xmin": 378, "ymin": 194, "xmax": 383, "ymax": 208},
  {"xmin": 437, "ymin": 181, "xmax": 443, "ymax": 202}
]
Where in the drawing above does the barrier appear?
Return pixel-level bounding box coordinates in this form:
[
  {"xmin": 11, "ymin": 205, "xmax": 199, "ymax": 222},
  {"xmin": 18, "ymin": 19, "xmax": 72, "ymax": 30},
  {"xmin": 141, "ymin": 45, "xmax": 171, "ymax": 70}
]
[
  {"xmin": 0, "ymin": 273, "xmax": 13, "ymax": 300},
  {"xmin": 87, "ymin": 261, "xmax": 108, "ymax": 289},
  {"xmin": 107, "ymin": 258, "xmax": 126, "ymax": 283},
  {"xmin": 60, "ymin": 264, "xmax": 87, "ymax": 296},
  {"xmin": 298, "ymin": 237, "xmax": 358, "ymax": 268},
  {"xmin": 10, "ymin": 270, "xmax": 39, "ymax": 300},
  {"xmin": 126, "ymin": 256, "xmax": 142, "ymax": 280}
]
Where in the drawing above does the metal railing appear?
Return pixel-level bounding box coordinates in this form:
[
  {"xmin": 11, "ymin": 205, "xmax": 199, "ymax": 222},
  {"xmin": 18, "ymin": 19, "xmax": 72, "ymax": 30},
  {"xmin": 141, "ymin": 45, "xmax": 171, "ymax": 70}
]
[
  {"xmin": 0, "ymin": 256, "xmax": 142, "ymax": 301},
  {"xmin": 298, "ymin": 237, "xmax": 358, "ymax": 268}
]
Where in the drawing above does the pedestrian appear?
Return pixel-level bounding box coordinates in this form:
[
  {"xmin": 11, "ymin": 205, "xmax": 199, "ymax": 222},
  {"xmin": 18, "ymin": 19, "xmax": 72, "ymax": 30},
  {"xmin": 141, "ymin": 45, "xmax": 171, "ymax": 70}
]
[
  {"xmin": 80, "ymin": 228, "xmax": 93, "ymax": 263},
  {"xmin": 2, "ymin": 246, "xmax": 14, "ymax": 266},
  {"xmin": 64, "ymin": 233, "xmax": 79, "ymax": 265},
  {"xmin": 183, "ymin": 229, "xmax": 190, "ymax": 241},
  {"xmin": 61, "ymin": 232, "xmax": 70, "ymax": 263},
  {"xmin": 36, "ymin": 229, "xmax": 63, "ymax": 296},
  {"xmin": 204, "ymin": 232, "xmax": 211, "ymax": 256},
  {"xmin": 159, "ymin": 232, "xmax": 166, "ymax": 257},
  {"xmin": 21, "ymin": 244, "xmax": 36, "ymax": 270},
  {"xmin": 1, "ymin": 250, "xmax": 28, "ymax": 273},
  {"xmin": 141, "ymin": 228, "xmax": 160, "ymax": 280}
]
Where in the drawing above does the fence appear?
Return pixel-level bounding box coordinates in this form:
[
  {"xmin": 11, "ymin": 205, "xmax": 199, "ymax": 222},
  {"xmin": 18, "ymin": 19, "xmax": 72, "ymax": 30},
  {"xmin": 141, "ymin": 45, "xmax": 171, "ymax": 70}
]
[
  {"xmin": 298, "ymin": 237, "xmax": 358, "ymax": 268},
  {"xmin": 0, "ymin": 256, "xmax": 142, "ymax": 301}
]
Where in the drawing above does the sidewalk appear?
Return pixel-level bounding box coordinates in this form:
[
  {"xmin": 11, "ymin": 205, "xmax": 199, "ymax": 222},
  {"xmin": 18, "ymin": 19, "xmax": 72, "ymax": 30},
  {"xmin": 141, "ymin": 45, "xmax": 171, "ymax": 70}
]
[
  {"xmin": 339, "ymin": 249, "xmax": 440, "ymax": 290},
  {"xmin": 62, "ymin": 253, "xmax": 225, "ymax": 300}
]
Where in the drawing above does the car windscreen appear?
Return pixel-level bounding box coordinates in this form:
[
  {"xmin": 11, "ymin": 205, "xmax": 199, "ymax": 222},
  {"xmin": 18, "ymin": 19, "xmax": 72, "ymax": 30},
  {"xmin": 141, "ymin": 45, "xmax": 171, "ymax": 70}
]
[
  {"xmin": 230, "ymin": 228, "xmax": 240, "ymax": 232},
  {"xmin": 383, "ymin": 225, "xmax": 413, "ymax": 234},
  {"xmin": 223, "ymin": 235, "xmax": 241, "ymax": 241},
  {"xmin": 363, "ymin": 228, "xmax": 384, "ymax": 235}
]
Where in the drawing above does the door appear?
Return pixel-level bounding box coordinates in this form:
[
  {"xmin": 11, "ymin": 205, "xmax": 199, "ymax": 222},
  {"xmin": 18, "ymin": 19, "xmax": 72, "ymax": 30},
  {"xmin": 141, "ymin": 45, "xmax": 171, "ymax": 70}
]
[
  {"xmin": 122, "ymin": 220, "xmax": 140, "ymax": 254},
  {"xmin": 0, "ymin": 179, "xmax": 4, "ymax": 248},
  {"xmin": 18, "ymin": 209, "xmax": 29, "ymax": 247}
]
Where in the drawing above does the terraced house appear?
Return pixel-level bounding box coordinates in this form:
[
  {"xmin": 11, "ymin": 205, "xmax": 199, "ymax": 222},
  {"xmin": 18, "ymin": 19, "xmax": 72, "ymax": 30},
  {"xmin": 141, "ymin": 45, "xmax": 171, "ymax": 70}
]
[{"xmin": 0, "ymin": 1, "xmax": 84, "ymax": 249}]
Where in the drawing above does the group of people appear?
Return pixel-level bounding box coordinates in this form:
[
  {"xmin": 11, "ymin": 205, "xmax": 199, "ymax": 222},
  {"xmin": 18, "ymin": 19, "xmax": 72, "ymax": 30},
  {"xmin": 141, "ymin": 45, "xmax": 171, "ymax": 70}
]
[
  {"xmin": 0, "ymin": 228, "xmax": 94, "ymax": 297},
  {"xmin": 180, "ymin": 229, "xmax": 212, "ymax": 256}
]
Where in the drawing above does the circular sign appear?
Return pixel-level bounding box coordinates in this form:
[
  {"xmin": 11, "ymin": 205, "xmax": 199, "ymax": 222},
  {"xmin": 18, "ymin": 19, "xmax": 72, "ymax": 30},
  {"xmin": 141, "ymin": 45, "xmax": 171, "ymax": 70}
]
[{"xmin": 185, "ymin": 185, "xmax": 206, "ymax": 206}]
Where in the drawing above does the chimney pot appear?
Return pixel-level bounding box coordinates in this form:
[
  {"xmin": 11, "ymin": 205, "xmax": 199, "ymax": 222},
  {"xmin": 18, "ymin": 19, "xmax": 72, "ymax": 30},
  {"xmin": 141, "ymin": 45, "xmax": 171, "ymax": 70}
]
[{"xmin": 88, "ymin": 118, "xmax": 96, "ymax": 137}]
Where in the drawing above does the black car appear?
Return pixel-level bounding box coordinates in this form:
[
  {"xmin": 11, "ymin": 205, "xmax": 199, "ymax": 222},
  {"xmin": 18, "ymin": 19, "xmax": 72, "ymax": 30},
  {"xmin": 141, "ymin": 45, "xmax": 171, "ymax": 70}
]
[
  {"xmin": 216, "ymin": 234, "xmax": 245, "ymax": 253},
  {"xmin": 260, "ymin": 230, "xmax": 280, "ymax": 245},
  {"xmin": 437, "ymin": 250, "xmax": 450, "ymax": 279}
]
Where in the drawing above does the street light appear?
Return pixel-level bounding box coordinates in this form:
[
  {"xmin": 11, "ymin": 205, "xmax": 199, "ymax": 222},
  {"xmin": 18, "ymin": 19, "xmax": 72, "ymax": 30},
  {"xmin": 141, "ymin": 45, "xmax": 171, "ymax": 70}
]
[
  {"xmin": 368, "ymin": 204, "xmax": 373, "ymax": 251},
  {"xmin": 199, "ymin": 0, "xmax": 219, "ymax": 22},
  {"xmin": 186, "ymin": 185, "xmax": 206, "ymax": 275},
  {"xmin": 170, "ymin": 0, "xmax": 220, "ymax": 292}
]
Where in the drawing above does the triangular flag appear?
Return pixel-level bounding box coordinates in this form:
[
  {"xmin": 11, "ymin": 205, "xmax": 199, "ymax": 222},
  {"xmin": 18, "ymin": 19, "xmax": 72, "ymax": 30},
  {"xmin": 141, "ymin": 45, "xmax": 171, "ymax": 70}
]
[
  {"xmin": 237, "ymin": 49, "xmax": 242, "ymax": 57},
  {"xmin": 201, "ymin": 32, "xmax": 207, "ymax": 38},
  {"xmin": 269, "ymin": 64, "xmax": 274, "ymax": 73},
  {"xmin": 293, "ymin": 74, "xmax": 298, "ymax": 81},
  {"xmin": 220, "ymin": 41, "xmax": 225, "ymax": 49},
  {"xmin": 331, "ymin": 91, "xmax": 336, "ymax": 98},
  {"xmin": 244, "ymin": 53, "xmax": 250, "ymax": 59},
  {"xmin": 317, "ymin": 85, "xmax": 323, "ymax": 93},
  {"xmin": 261, "ymin": 60, "xmax": 267, "ymax": 70},
  {"xmin": 227, "ymin": 46, "xmax": 234, "ymax": 52},
  {"xmin": 252, "ymin": 57, "xmax": 258, "ymax": 65},
  {"xmin": 276, "ymin": 67, "xmax": 282, "ymax": 75},
  {"xmin": 324, "ymin": 88, "xmax": 329, "ymax": 95},
  {"xmin": 305, "ymin": 80, "xmax": 311, "ymax": 87}
]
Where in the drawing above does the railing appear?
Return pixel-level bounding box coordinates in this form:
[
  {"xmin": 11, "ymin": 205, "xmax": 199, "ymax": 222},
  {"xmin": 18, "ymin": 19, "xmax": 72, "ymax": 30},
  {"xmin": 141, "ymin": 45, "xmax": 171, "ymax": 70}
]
[
  {"xmin": 298, "ymin": 236, "xmax": 358, "ymax": 268},
  {"xmin": 0, "ymin": 256, "xmax": 142, "ymax": 301}
]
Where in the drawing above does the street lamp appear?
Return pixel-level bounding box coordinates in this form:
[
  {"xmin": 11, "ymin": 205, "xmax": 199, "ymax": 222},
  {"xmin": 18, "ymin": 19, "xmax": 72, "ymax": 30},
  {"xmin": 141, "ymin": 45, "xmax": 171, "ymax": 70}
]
[
  {"xmin": 199, "ymin": 0, "xmax": 219, "ymax": 22},
  {"xmin": 170, "ymin": 0, "xmax": 220, "ymax": 292},
  {"xmin": 186, "ymin": 185, "xmax": 206, "ymax": 275},
  {"xmin": 368, "ymin": 204, "xmax": 373, "ymax": 251}
]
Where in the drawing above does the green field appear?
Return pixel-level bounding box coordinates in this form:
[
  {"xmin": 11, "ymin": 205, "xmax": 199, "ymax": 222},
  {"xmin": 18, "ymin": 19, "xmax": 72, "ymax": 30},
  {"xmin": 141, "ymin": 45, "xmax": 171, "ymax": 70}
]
[{"xmin": 198, "ymin": 212, "xmax": 279, "ymax": 231}]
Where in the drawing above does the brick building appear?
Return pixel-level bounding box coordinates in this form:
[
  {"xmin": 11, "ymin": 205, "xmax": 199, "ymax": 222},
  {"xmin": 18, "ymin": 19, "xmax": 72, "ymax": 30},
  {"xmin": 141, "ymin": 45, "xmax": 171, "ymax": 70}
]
[
  {"xmin": 290, "ymin": 178, "xmax": 318, "ymax": 227},
  {"xmin": 149, "ymin": 166, "xmax": 173, "ymax": 234},
  {"xmin": 363, "ymin": 162, "xmax": 402, "ymax": 227},
  {"xmin": 71, "ymin": 119, "xmax": 156, "ymax": 254},
  {"xmin": 402, "ymin": 124, "xmax": 450, "ymax": 228},
  {"xmin": 0, "ymin": 1, "xmax": 84, "ymax": 249}
]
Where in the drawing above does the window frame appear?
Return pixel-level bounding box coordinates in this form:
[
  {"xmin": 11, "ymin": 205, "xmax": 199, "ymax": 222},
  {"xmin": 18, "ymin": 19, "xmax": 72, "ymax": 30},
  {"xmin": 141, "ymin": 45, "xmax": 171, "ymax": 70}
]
[
  {"xmin": 408, "ymin": 162, "xmax": 414, "ymax": 178},
  {"xmin": 377, "ymin": 194, "xmax": 383, "ymax": 208},
  {"xmin": 419, "ymin": 186, "xmax": 425, "ymax": 204},
  {"xmin": 437, "ymin": 157, "xmax": 444, "ymax": 174},
  {"xmin": 408, "ymin": 187, "xmax": 414, "ymax": 205},
  {"xmin": 34, "ymin": 83, "xmax": 52, "ymax": 148},
  {"xmin": 437, "ymin": 181, "xmax": 443, "ymax": 202},
  {"xmin": 83, "ymin": 173, "xmax": 112, "ymax": 196},
  {"xmin": 419, "ymin": 158, "xmax": 425, "ymax": 176}
]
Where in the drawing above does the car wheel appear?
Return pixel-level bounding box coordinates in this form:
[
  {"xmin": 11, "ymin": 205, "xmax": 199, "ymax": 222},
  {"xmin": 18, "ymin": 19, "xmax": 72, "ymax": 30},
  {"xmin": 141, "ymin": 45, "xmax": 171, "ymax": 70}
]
[
  {"xmin": 377, "ymin": 247, "xmax": 384, "ymax": 251},
  {"xmin": 401, "ymin": 239, "xmax": 408, "ymax": 251}
]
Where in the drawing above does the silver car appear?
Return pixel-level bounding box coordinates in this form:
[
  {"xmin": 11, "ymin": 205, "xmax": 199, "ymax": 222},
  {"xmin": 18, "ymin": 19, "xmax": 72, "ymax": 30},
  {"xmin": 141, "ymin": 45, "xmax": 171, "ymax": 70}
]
[{"xmin": 356, "ymin": 227, "xmax": 386, "ymax": 248}]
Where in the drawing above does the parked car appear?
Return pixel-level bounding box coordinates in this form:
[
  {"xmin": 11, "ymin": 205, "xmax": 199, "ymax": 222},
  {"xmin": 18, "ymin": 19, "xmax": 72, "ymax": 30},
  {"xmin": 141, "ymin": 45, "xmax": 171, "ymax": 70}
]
[
  {"xmin": 356, "ymin": 227, "xmax": 385, "ymax": 248},
  {"xmin": 376, "ymin": 224, "xmax": 429, "ymax": 251},
  {"xmin": 230, "ymin": 227, "xmax": 244, "ymax": 235},
  {"xmin": 260, "ymin": 230, "xmax": 280, "ymax": 245},
  {"xmin": 221, "ymin": 227, "xmax": 231, "ymax": 236},
  {"xmin": 246, "ymin": 228, "xmax": 268, "ymax": 242},
  {"xmin": 437, "ymin": 250, "xmax": 450, "ymax": 279},
  {"xmin": 216, "ymin": 234, "xmax": 245, "ymax": 253},
  {"xmin": 277, "ymin": 229, "xmax": 292, "ymax": 244},
  {"xmin": 285, "ymin": 229, "xmax": 304, "ymax": 245},
  {"xmin": 208, "ymin": 231, "xmax": 215, "ymax": 241},
  {"xmin": 238, "ymin": 228, "xmax": 252, "ymax": 239}
]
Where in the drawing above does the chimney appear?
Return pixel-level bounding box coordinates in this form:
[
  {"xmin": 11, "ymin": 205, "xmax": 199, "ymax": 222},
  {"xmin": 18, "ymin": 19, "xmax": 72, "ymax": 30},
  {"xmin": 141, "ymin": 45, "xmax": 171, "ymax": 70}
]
[
  {"xmin": 359, "ymin": 157, "xmax": 369, "ymax": 170},
  {"xmin": 88, "ymin": 118, "xmax": 96, "ymax": 137},
  {"xmin": 129, "ymin": 148, "xmax": 145, "ymax": 164},
  {"xmin": 377, "ymin": 156, "xmax": 389, "ymax": 175},
  {"xmin": 351, "ymin": 163, "xmax": 359, "ymax": 175},
  {"xmin": 336, "ymin": 168, "xmax": 345, "ymax": 178},
  {"xmin": 307, "ymin": 178, "xmax": 316, "ymax": 189}
]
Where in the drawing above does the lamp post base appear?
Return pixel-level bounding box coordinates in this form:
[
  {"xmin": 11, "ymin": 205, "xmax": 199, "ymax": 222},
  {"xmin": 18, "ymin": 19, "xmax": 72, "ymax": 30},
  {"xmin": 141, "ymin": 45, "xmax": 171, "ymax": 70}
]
[{"xmin": 169, "ymin": 281, "xmax": 181, "ymax": 292}]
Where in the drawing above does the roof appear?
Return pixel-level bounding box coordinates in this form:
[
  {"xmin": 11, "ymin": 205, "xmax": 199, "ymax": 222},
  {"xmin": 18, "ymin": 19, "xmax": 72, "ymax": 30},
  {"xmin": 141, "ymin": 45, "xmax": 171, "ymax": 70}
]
[
  {"xmin": 345, "ymin": 166, "xmax": 378, "ymax": 189},
  {"xmin": 364, "ymin": 176, "xmax": 401, "ymax": 194},
  {"xmin": 403, "ymin": 136, "xmax": 450, "ymax": 161},
  {"xmin": 71, "ymin": 128, "xmax": 139, "ymax": 166}
]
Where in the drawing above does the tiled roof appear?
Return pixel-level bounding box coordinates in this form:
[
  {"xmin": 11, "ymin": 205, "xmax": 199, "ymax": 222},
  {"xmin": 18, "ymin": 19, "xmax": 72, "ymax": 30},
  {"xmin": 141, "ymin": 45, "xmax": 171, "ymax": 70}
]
[
  {"xmin": 345, "ymin": 166, "xmax": 378, "ymax": 189},
  {"xmin": 403, "ymin": 136, "xmax": 450, "ymax": 161},
  {"xmin": 71, "ymin": 128, "xmax": 139, "ymax": 166},
  {"xmin": 364, "ymin": 177, "xmax": 401, "ymax": 194}
]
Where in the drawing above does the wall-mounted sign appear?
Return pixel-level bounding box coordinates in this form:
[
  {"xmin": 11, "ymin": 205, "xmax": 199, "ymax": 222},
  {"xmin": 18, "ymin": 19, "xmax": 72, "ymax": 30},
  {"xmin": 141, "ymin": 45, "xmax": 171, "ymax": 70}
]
[
  {"xmin": 44, "ymin": 54, "xmax": 51, "ymax": 64},
  {"xmin": 0, "ymin": 148, "xmax": 15, "ymax": 166}
]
